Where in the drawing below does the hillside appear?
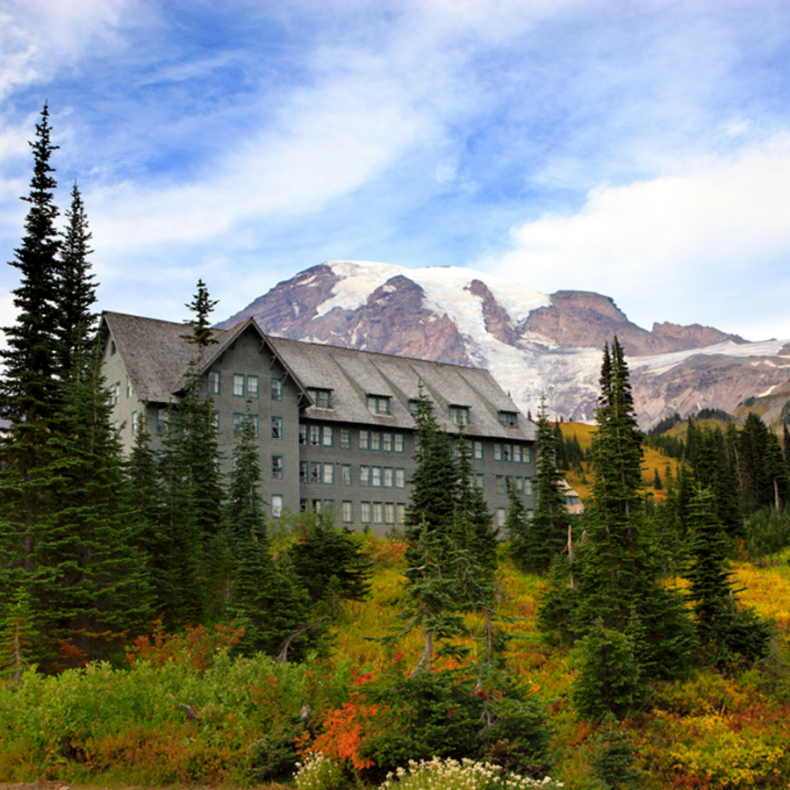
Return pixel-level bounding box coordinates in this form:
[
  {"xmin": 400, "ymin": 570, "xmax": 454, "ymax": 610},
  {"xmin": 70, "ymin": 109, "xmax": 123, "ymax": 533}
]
[{"xmin": 217, "ymin": 260, "xmax": 790, "ymax": 429}]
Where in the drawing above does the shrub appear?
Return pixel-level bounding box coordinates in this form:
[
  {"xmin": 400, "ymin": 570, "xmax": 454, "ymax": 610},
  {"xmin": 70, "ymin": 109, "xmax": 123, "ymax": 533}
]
[
  {"xmin": 295, "ymin": 751, "xmax": 346, "ymax": 790},
  {"xmin": 378, "ymin": 756, "xmax": 564, "ymax": 790}
]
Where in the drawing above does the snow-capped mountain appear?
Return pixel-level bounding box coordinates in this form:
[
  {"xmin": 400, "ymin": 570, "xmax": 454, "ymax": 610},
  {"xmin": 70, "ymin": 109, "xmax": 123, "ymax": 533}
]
[{"xmin": 217, "ymin": 260, "xmax": 790, "ymax": 428}]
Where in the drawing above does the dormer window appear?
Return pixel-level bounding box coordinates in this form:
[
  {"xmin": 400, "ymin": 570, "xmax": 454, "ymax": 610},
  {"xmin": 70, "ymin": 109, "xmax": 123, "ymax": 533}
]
[
  {"xmin": 367, "ymin": 394, "xmax": 390, "ymax": 415},
  {"xmin": 449, "ymin": 405, "xmax": 470, "ymax": 426},
  {"xmin": 310, "ymin": 388, "xmax": 332, "ymax": 409},
  {"xmin": 499, "ymin": 411, "xmax": 518, "ymax": 428}
]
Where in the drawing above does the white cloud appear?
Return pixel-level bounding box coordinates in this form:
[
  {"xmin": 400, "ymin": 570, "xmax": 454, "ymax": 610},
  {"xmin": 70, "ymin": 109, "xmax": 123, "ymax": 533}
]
[
  {"xmin": 0, "ymin": 0, "xmax": 130, "ymax": 101},
  {"xmin": 484, "ymin": 135, "xmax": 790, "ymax": 337}
]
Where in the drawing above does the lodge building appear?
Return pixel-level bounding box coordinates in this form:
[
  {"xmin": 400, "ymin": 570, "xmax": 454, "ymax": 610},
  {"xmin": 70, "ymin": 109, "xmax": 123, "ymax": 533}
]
[{"xmin": 100, "ymin": 312, "xmax": 536, "ymax": 536}]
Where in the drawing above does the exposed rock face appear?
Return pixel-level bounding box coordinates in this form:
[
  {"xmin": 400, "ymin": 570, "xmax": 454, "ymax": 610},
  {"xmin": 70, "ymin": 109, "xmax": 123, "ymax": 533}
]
[
  {"xmin": 651, "ymin": 321, "xmax": 744, "ymax": 351},
  {"xmin": 218, "ymin": 260, "xmax": 790, "ymax": 428}
]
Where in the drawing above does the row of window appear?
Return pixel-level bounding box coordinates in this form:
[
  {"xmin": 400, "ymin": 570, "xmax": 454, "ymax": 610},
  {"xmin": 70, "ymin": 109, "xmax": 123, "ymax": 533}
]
[
  {"xmin": 495, "ymin": 475, "xmax": 534, "ymax": 496},
  {"xmin": 494, "ymin": 443, "xmax": 531, "ymax": 463},
  {"xmin": 299, "ymin": 462, "xmax": 408, "ymax": 488},
  {"xmin": 207, "ymin": 371, "xmax": 284, "ymax": 401}
]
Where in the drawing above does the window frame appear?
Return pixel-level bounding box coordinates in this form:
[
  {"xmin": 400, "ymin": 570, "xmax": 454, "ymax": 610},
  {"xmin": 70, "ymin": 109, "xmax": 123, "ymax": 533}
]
[
  {"xmin": 271, "ymin": 455, "xmax": 283, "ymax": 479},
  {"xmin": 271, "ymin": 377, "xmax": 283, "ymax": 401},
  {"xmin": 208, "ymin": 370, "xmax": 221, "ymax": 395},
  {"xmin": 247, "ymin": 375, "xmax": 259, "ymax": 398}
]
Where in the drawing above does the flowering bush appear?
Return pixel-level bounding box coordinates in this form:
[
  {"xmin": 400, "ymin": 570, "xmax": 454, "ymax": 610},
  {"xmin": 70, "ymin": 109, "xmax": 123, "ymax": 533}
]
[
  {"xmin": 295, "ymin": 750, "xmax": 346, "ymax": 790},
  {"xmin": 379, "ymin": 757, "xmax": 563, "ymax": 790}
]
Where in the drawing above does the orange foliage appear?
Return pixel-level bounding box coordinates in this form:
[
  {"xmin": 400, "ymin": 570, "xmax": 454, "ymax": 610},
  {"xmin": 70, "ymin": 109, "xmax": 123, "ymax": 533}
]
[{"xmin": 126, "ymin": 618, "xmax": 244, "ymax": 671}]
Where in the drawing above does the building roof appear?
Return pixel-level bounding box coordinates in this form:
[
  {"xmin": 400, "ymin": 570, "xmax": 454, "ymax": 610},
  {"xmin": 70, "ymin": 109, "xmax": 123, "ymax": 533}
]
[{"xmin": 101, "ymin": 311, "xmax": 536, "ymax": 441}]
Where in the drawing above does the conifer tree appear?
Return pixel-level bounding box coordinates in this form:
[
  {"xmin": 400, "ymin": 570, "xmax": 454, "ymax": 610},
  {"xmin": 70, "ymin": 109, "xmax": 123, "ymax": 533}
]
[
  {"xmin": 513, "ymin": 396, "xmax": 571, "ymax": 573},
  {"xmin": 226, "ymin": 411, "xmax": 316, "ymax": 659},
  {"xmin": 0, "ymin": 103, "xmax": 63, "ymax": 424},
  {"xmin": 684, "ymin": 488, "xmax": 770, "ymax": 666},
  {"xmin": 56, "ymin": 182, "xmax": 97, "ymax": 378}
]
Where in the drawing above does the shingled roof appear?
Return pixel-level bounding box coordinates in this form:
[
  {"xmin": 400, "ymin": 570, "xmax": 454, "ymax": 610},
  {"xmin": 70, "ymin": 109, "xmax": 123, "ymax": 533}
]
[{"xmin": 101, "ymin": 311, "xmax": 536, "ymax": 441}]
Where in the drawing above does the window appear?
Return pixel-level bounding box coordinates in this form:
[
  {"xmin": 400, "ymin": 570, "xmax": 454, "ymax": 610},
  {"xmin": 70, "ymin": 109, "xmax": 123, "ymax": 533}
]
[
  {"xmin": 408, "ymin": 399, "xmax": 420, "ymax": 415},
  {"xmin": 157, "ymin": 408, "xmax": 168, "ymax": 434},
  {"xmin": 383, "ymin": 467, "xmax": 393, "ymax": 487},
  {"xmin": 299, "ymin": 424, "xmax": 307, "ymax": 445},
  {"xmin": 382, "ymin": 432, "xmax": 392, "ymax": 452},
  {"xmin": 323, "ymin": 464, "xmax": 334, "ymax": 485},
  {"xmin": 367, "ymin": 395, "xmax": 391, "ymax": 415},
  {"xmin": 360, "ymin": 466, "xmax": 370, "ymax": 485},
  {"xmin": 208, "ymin": 370, "xmax": 220, "ymax": 394},
  {"xmin": 494, "ymin": 443, "xmax": 502, "ymax": 461},
  {"xmin": 272, "ymin": 495, "xmax": 283, "ymax": 518},
  {"xmin": 496, "ymin": 476, "xmax": 505, "ymax": 495},
  {"xmin": 272, "ymin": 456, "xmax": 283, "ymax": 479},
  {"xmin": 449, "ymin": 405, "xmax": 469, "ymax": 425},
  {"xmin": 503, "ymin": 444, "xmax": 512, "ymax": 462},
  {"xmin": 341, "ymin": 464, "xmax": 352, "ymax": 485},
  {"xmin": 310, "ymin": 388, "xmax": 332, "ymax": 408},
  {"xmin": 396, "ymin": 503, "xmax": 406, "ymax": 524},
  {"xmin": 498, "ymin": 411, "xmax": 518, "ymax": 428},
  {"xmin": 233, "ymin": 373, "xmax": 245, "ymax": 397},
  {"xmin": 525, "ymin": 478, "xmax": 534, "ymax": 496},
  {"xmin": 373, "ymin": 502, "xmax": 383, "ymax": 523},
  {"xmin": 126, "ymin": 376, "xmax": 131, "ymax": 398},
  {"xmin": 359, "ymin": 430, "xmax": 369, "ymax": 450},
  {"xmin": 524, "ymin": 446, "xmax": 533, "ymax": 463},
  {"xmin": 131, "ymin": 410, "xmax": 137, "ymax": 436},
  {"xmin": 300, "ymin": 498, "xmax": 308, "ymax": 512},
  {"xmin": 108, "ymin": 381, "xmax": 120, "ymax": 406},
  {"xmin": 361, "ymin": 502, "xmax": 371, "ymax": 523},
  {"xmin": 310, "ymin": 462, "xmax": 321, "ymax": 484},
  {"xmin": 271, "ymin": 377, "xmax": 283, "ymax": 400},
  {"xmin": 385, "ymin": 503, "xmax": 395, "ymax": 524},
  {"xmin": 212, "ymin": 410, "xmax": 220, "ymax": 431},
  {"xmin": 323, "ymin": 426, "xmax": 333, "ymax": 447},
  {"xmin": 372, "ymin": 467, "xmax": 382, "ymax": 487},
  {"xmin": 505, "ymin": 475, "xmax": 513, "ymax": 493},
  {"xmin": 394, "ymin": 433, "xmax": 404, "ymax": 453},
  {"xmin": 342, "ymin": 501, "xmax": 353, "ymax": 523},
  {"xmin": 341, "ymin": 428, "xmax": 351, "ymax": 449},
  {"xmin": 247, "ymin": 375, "xmax": 259, "ymax": 398},
  {"xmin": 310, "ymin": 425, "xmax": 321, "ymax": 446},
  {"xmin": 272, "ymin": 416, "xmax": 282, "ymax": 439},
  {"xmin": 474, "ymin": 473, "xmax": 485, "ymax": 490},
  {"xmin": 323, "ymin": 499, "xmax": 335, "ymax": 514},
  {"xmin": 300, "ymin": 461, "xmax": 308, "ymax": 483},
  {"xmin": 233, "ymin": 413, "xmax": 244, "ymax": 435},
  {"xmin": 370, "ymin": 431, "xmax": 381, "ymax": 451},
  {"xmin": 312, "ymin": 499, "xmax": 322, "ymax": 514},
  {"xmin": 513, "ymin": 444, "xmax": 522, "ymax": 463},
  {"xmin": 395, "ymin": 468, "xmax": 405, "ymax": 488},
  {"xmin": 473, "ymin": 441, "xmax": 483, "ymax": 460},
  {"xmin": 109, "ymin": 339, "xmax": 116, "ymax": 356},
  {"xmin": 497, "ymin": 508, "xmax": 507, "ymax": 527}
]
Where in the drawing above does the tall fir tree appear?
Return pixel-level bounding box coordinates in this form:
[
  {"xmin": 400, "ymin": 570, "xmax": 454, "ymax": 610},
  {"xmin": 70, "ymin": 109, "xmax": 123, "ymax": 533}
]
[
  {"xmin": 511, "ymin": 396, "xmax": 571, "ymax": 573},
  {"xmin": 0, "ymin": 103, "xmax": 63, "ymax": 425},
  {"xmin": 56, "ymin": 181, "xmax": 97, "ymax": 379},
  {"xmin": 226, "ymin": 409, "xmax": 316, "ymax": 659}
]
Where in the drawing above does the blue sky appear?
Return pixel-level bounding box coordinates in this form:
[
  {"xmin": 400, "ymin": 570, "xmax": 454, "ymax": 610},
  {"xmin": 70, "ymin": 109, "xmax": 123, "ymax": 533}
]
[{"xmin": 3, "ymin": 0, "xmax": 790, "ymax": 343}]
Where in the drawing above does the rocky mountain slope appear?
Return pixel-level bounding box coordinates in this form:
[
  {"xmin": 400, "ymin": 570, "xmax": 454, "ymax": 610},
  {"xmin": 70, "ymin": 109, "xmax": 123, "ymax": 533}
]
[{"xmin": 218, "ymin": 260, "xmax": 790, "ymax": 428}]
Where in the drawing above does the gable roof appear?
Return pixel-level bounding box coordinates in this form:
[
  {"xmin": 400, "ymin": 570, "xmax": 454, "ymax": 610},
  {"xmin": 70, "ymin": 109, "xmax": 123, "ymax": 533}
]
[{"xmin": 101, "ymin": 311, "xmax": 536, "ymax": 441}]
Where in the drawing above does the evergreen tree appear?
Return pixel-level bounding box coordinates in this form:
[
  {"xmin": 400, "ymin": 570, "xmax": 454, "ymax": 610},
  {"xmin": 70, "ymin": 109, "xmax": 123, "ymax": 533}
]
[
  {"xmin": 684, "ymin": 488, "xmax": 770, "ymax": 667},
  {"xmin": 56, "ymin": 181, "xmax": 97, "ymax": 378},
  {"xmin": 513, "ymin": 396, "xmax": 571, "ymax": 573},
  {"xmin": 226, "ymin": 411, "xmax": 316, "ymax": 659},
  {"xmin": 157, "ymin": 281, "xmax": 224, "ymax": 624},
  {"xmin": 541, "ymin": 338, "xmax": 697, "ymax": 687},
  {"xmin": 30, "ymin": 349, "xmax": 152, "ymax": 669},
  {"xmin": 0, "ymin": 103, "xmax": 63, "ymax": 424}
]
